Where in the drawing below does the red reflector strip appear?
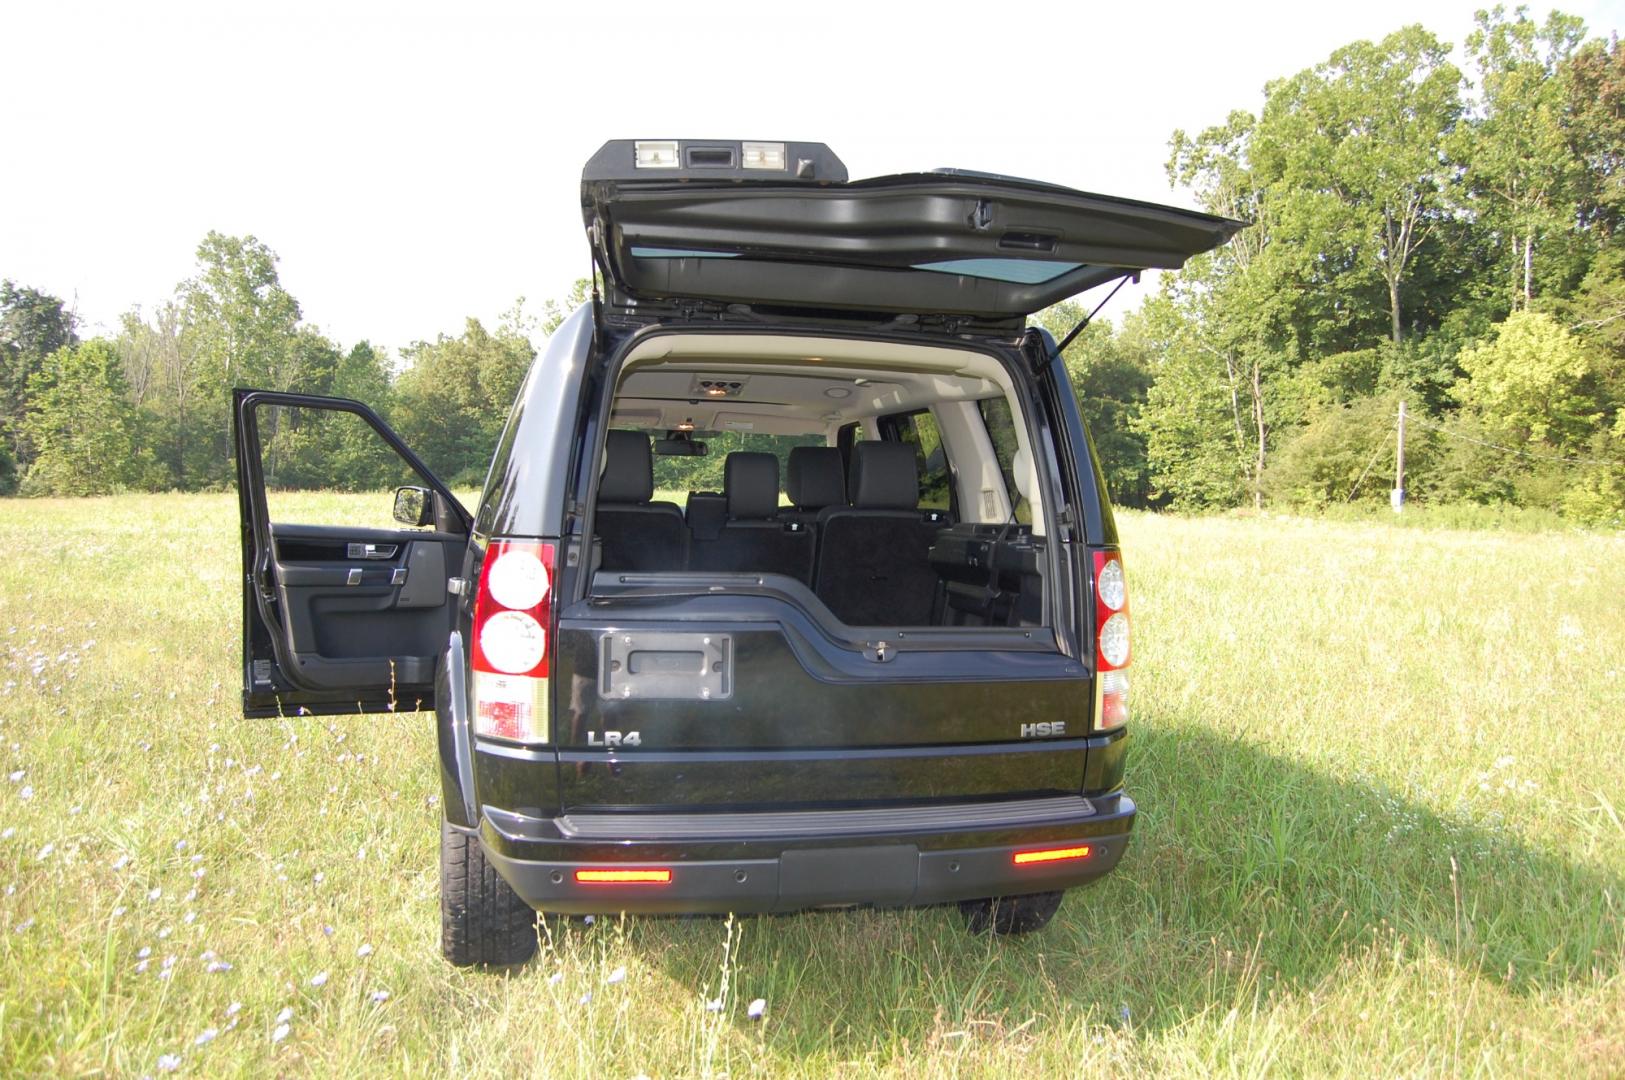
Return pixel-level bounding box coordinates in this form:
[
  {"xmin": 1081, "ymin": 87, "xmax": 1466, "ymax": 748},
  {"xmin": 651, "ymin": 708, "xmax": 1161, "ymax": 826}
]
[
  {"xmin": 1013, "ymin": 845, "xmax": 1092, "ymax": 866},
  {"xmin": 574, "ymin": 868, "xmax": 672, "ymax": 884}
]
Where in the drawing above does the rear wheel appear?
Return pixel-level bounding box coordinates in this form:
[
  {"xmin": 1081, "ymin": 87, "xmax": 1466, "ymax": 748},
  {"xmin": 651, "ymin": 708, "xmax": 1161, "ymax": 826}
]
[
  {"xmin": 440, "ymin": 819, "xmax": 538, "ymax": 967},
  {"xmin": 959, "ymin": 890, "xmax": 1064, "ymax": 935}
]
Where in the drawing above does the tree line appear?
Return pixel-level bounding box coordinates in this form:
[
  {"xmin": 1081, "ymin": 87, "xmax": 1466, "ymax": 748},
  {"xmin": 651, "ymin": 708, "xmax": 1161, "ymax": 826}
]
[
  {"xmin": 1037, "ymin": 9, "xmax": 1623, "ymax": 524},
  {"xmin": 0, "ymin": 239, "xmax": 584, "ymax": 496},
  {"xmin": 2, "ymin": 9, "xmax": 1620, "ymax": 524}
]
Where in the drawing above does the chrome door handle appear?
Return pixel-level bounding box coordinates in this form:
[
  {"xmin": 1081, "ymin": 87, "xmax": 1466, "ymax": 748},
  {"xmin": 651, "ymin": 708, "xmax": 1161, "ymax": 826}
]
[{"xmin": 347, "ymin": 543, "xmax": 398, "ymax": 560}]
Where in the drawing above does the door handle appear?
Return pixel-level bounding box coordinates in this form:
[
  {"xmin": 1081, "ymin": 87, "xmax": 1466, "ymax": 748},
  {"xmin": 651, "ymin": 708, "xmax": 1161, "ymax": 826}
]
[
  {"xmin": 344, "ymin": 567, "xmax": 408, "ymax": 586},
  {"xmin": 347, "ymin": 543, "xmax": 399, "ymax": 560}
]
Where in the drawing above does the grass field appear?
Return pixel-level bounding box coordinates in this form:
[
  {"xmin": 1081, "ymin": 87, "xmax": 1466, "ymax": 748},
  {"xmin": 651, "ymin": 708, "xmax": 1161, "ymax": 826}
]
[{"xmin": 1, "ymin": 493, "xmax": 1621, "ymax": 1077}]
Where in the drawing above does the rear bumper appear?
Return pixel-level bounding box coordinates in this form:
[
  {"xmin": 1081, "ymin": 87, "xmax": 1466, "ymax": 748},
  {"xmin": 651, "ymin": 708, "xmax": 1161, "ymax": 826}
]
[{"xmin": 476, "ymin": 792, "xmax": 1135, "ymax": 915}]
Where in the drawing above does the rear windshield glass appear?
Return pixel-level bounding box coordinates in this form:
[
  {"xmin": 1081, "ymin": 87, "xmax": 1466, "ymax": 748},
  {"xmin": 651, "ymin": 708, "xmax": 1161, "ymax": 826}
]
[
  {"xmin": 648, "ymin": 431, "xmax": 825, "ymax": 501},
  {"xmin": 912, "ymin": 258, "xmax": 1084, "ymax": 284}
]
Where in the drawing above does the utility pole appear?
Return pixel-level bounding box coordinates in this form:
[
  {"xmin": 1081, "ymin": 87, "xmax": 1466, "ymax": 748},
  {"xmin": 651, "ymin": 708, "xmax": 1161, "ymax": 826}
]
[{"xmin": 1391, "ymin": 400, "xmax": 1407, "ymax": 513}]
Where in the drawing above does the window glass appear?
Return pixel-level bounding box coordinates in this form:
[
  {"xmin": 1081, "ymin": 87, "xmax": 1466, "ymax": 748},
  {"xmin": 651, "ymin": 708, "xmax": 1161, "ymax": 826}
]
[
  {"xmin": 912, "ymin": 258, "xmax": 1085, "ymax": 284},
  {"xmin": 892, "ymin": 410, "xmax": 953, "ymax": 511},
  {"xmin": 644, "ymin": 430, "xmax": 826, "ymax": 504},
  {"xmin": 977, "ymin": 396, "xmax": 1031, "ymax": 525},
  {"xmin": 253, "ymin": 403, "xmax": 430, "ymax": 529}
]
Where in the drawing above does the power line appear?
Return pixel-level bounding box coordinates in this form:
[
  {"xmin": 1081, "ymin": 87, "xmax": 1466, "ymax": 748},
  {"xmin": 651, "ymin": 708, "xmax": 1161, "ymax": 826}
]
[
  {"xmin": 1408, "ymin": 415, "xmax": 1620, "ymax": 469},
  {"xmin": 1345, "ymin": 437, "xmax": 1391, "ymax": 502}
]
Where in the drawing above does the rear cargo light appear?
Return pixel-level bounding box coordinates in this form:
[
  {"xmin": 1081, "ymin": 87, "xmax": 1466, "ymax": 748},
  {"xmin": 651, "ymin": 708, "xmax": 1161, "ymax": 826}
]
[
  {"xmin": 574, "ymin": 868, "xmax": 673, "ymax": 884},
  {"xmin": 1014, "ymin": 844, "xmax": 1092, "ymax": 865},
  {"xmin": 471, "ymin": 540, "xmax": 555, "ymax": 743},
  {"xmin": 1092, "ymin": 550, "xmax": 1130, "ymax": 732}
]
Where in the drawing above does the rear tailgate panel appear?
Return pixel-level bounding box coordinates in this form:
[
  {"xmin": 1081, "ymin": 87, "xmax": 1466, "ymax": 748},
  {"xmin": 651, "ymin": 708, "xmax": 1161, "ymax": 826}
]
[{"xmin": 548, "ymin": 616, "xmax": 1094, "ymax": 812}]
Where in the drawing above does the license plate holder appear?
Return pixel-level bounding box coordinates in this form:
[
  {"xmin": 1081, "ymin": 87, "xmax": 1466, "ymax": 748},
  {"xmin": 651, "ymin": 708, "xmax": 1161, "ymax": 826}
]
[{"xmin": 599, "ymin": 632, "xmax": 732, "ymax": 701}]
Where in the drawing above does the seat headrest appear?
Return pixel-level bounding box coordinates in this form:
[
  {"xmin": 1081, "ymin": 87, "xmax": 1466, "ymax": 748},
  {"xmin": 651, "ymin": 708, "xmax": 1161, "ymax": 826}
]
[
  {"xmin": 600, "ymin": 429, "xmax": 654, "ymax": 504},
  {"xmin": 850, "ymin": 441, "xmax": 919, "ymax": 510},
  {"xmin": 787, "ymin": 446, "xmax": 845, "ymax": 510},
  {"xmin": 725, "ymin": 452, "xmax": 780, "ymax": 519}
]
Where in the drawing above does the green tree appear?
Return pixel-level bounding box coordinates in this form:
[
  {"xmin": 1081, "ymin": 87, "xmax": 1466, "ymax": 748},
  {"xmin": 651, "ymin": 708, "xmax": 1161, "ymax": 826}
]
[
  {"xmin": 1563, "ymin": 32, "xmax": 1625, "ymax": 237},
  {"xmin": 1132, "ymin": 290, "xmax": 1254, "ymax": 510},
  {"xmin": 541, "ymin": 279, "xmax": 593, "ymax": 337},
  {"xmin": 20, "ymin": 341, "xmax": 156, "ymax": 496},
  {"xmin": 1, "ymin": 280, "xmax": 78, "ymax": 488},
  {"xmin": 1252, "ymin": 25, "xmax": 1464, "ymax": 345},
  {"xmin": 1265, "ymin": 392, "xmax": 1436, "ymax": 508},
  {"xmin": 1455, "ymin": 310, "xmax": 1600, "ymax": 447},
  {"xmin": 1459, "ymin": 6, "xmax": 1589, "ymax": 310},
  {"xmin": 116, "ymin": 301, "xmax": 199, "ymax": 489},
  {"xmin": 176, "ymin": 232, "xmax": 303, "ymax": 487},
  {"xmin": 1031, "ymin": 303, "xmax": 1157, "ymax": 507},
  {"xmin": 392, "ymin": 314, "xmax": 536, "ymax": 484}
]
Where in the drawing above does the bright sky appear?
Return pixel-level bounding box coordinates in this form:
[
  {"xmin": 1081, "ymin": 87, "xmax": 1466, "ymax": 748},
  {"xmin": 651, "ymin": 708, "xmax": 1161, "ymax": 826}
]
[{"xmin": 3, "ymin": 0, "xmax": 1620, "ymax": 355}]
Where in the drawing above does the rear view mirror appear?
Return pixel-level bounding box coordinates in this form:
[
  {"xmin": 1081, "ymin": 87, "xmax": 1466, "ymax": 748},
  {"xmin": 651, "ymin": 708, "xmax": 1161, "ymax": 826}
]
[
  {"xmin": 654, "ymin": 438, "xmax": 708, "ymax": 456},
  {"xmin": 393, "ymin": 485, "xmax": 434, "ymax": 527}
]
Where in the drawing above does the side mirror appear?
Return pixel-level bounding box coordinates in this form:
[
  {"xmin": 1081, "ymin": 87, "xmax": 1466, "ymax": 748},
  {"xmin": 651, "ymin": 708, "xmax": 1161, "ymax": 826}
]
[{"xmin": 392, "ymin": 485, "xmax": 434, "ymax": 527}]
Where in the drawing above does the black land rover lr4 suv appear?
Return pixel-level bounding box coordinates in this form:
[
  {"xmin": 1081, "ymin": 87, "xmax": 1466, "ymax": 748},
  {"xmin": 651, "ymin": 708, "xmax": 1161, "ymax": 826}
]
[{"xmin": 233, "ymin": 139, "xmax": 1240, "ymax": 966}]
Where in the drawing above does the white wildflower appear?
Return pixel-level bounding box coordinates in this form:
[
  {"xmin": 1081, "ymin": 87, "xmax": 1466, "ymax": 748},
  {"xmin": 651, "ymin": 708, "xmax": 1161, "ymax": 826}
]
[
  {"xmin": 369, "ymin": 989, "xmax": 390, "ymax": 1004},
  {"xmin": 194, "ymin": 1027, "xmax": 218, "ymax": 1046},
  {"xmin": 156, "ymin": 1052, "xmax": 181, "ymax": 1072},
  {"xmin": 275, "ymin": 1007, "xmax": 294, "ymax": 1024},
  {"xmin": 272, "ymin": 1023, "xmax": 290, "ymax": 1043},
  {"xmin": 309, "ymin": 971, "xmax": 328, "ymax": 988},
  {"xmin": 747, "ymin": 997, "xmax": 766, "ymax": 1020},
  {"xmin": 356, "ymin": 943, "xmax": 373, "ymax": 958},
  {"xmin": 606, "ymin": 966, "xmax": 626, "ymax": 984}
]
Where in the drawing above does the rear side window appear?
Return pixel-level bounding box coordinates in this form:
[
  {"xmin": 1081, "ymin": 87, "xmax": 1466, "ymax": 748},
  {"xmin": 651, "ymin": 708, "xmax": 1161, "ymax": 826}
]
[
  {"xmin": 977, "ymin": 397, "xmax": 1031, "ymax": 525},
  {"xmin": 886, "ymin": 409, "xmax": 953, "ymax": 512}
]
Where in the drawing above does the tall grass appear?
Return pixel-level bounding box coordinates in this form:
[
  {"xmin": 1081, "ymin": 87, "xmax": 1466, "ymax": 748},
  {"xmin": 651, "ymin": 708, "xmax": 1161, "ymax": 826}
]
[{"xmin": 0, "ymin": 495, "xmax": 1620, "ymax": 1076}]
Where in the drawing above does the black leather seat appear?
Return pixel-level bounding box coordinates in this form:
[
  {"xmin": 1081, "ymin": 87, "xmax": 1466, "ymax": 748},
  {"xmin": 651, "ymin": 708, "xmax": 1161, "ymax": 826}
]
[
  {"xmin": 594, "ymin": 430, "xmax": 687, "ymax": 571},
  {"xmin": 685, "ymin": 491, "xmax": 727, "ymax": 542},
  {"xmin": 813, "ymin": 442, "xmax": 949, "ymax": 625},
  {"xmin": 783, "ymin": 446, "xmax": 846, "ymax": 528},
  {"xmin": 690, "ymin": 452, "xmax": 814, "ymax": 584}
]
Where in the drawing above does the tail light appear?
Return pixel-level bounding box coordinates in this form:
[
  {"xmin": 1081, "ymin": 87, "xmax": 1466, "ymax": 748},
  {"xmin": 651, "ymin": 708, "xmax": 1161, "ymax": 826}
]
[
  {"xmin": 470, "ymin": 540, "xmax": 555, "ymax": 743},
  {"xmin": 1092, "ymin": 549, "xmax": 1130, "ymax": 731}
]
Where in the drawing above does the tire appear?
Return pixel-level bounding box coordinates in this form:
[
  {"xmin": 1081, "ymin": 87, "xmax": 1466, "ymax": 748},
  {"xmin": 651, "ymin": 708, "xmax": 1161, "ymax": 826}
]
[
  {"xmin": 959, "ymin": 890, "xmax": 1065, "ymax": 935},
  {"xmin": 440, "ymin": 819, "xmax": 538, "ymax": 967}
]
